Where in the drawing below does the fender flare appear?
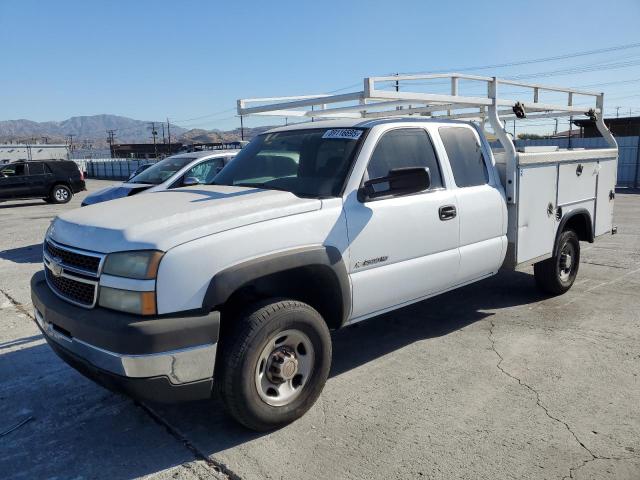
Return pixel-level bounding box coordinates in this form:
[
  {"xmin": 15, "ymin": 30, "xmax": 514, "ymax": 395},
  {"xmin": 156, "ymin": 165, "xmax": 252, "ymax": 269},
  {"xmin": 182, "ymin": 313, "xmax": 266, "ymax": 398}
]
[
  {"xmin": 202, "ymin": 245, "xmax": 351, "ymax": 327},
  {"xmin": 554, "ymin": 208, "xmax": 594, "ymax": 253}
]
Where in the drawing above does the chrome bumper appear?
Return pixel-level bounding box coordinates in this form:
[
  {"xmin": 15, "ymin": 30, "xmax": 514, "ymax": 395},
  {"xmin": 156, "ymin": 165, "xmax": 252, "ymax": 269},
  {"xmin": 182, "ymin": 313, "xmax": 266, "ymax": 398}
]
[{"xmin": 35, "ymin": 308, "xmax": 216, "ymax": 384}]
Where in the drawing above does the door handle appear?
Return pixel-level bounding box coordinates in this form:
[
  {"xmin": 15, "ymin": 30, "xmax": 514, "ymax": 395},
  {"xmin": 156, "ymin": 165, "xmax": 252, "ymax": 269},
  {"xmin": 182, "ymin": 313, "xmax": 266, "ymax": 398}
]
[{"xmin": 439, "ymin": 205, "xmax": 457, "ymax": 221}]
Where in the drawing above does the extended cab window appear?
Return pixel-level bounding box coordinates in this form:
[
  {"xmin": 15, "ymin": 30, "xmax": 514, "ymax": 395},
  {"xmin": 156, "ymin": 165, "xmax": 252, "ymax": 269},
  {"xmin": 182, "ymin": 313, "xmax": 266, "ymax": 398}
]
[
  {"xmin": 366, "ymin": 128, "xmax": 443, "ymax": 189},
  {"xmin": 439, "ymin": 127, "xmax": 489, "ymax": 187}
]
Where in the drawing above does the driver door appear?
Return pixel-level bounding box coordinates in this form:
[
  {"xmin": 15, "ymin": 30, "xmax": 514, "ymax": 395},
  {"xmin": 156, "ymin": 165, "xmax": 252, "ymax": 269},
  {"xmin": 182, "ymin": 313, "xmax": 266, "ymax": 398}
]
[
  {"xmin": 344, "ymin": 127, "xmax": 460, "ymax": 321},
  {"xmin": 0, "ymin": 163, "xmax": 30, "ymax": 199}
]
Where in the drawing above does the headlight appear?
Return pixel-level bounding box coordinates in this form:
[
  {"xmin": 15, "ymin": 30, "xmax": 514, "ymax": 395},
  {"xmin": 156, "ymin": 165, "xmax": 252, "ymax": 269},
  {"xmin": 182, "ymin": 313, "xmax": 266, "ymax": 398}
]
[
  {"xmin": 99, "ymin": 287, "xmax": 156, "ymax": 315},
  {"xmin": 103, "ymin": 250, "xmax": 163, "ymax": 279}
]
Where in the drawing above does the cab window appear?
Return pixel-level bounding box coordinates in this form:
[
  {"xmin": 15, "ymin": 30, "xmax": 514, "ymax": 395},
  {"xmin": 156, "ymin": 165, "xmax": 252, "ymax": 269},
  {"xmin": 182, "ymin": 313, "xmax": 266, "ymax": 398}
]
[
  {"xmin": 184, "ymin": 158, "xmax": 223, "ymax": 184},
  {"xmin": 366, "ymin": 128, "xmax": 443, "ymax": 189},
  {"xmin": 28, "ymin": 162, "xmax": 45, "ymax": 175},
  {"xmin": 1, "ymin": 164, "xmax": 26, "ymax": 177}
]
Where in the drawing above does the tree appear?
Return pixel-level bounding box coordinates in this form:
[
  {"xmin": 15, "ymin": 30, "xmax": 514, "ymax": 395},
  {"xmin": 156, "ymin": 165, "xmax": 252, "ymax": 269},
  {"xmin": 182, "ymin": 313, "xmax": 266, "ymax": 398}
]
[{"xmin": 517, "ymin": 133, "xmax": 545, "ymax": 140}]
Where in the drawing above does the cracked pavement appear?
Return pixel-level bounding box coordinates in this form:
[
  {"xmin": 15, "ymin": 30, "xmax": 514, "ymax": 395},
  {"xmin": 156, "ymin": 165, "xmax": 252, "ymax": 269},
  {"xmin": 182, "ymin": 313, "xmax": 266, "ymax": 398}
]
[{"xmin": 0, "ymin": 180, "xmax": 639, "ymax": 479}]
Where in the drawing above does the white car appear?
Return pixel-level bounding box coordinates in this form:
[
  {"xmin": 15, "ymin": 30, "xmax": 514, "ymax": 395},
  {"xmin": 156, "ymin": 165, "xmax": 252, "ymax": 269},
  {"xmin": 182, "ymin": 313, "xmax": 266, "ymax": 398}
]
[
  {"xmin": 81, "ymin": 150, "xmax": 239, "ymax": 206},
  {"xmin": 31, "ymin": 74, "xmax": 618, "ymax": 431}
]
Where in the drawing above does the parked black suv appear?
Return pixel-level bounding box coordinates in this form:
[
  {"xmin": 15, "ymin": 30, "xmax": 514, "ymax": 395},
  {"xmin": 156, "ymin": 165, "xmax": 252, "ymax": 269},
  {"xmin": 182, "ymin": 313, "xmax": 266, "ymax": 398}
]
[{"xmin": 0, "ymin": 160, "xmax": 85, "ymax": 204}]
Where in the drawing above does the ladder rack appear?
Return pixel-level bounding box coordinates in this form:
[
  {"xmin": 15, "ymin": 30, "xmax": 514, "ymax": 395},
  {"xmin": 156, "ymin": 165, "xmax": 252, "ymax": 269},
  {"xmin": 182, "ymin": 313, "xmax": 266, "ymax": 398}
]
[
  {"xmin": 237, "ymin": 73, "xmax": 618, "ymax": 204},
  {"xmin": 237, "ymin": 73, "xmax": 604, "ymax": 122}
]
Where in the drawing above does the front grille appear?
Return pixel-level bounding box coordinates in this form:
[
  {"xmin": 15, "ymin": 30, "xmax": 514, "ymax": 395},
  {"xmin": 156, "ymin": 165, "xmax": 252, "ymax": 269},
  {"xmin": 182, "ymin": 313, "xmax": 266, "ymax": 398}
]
[
  {"xmin": 45, "ymin": 240, "xmax": 100, "ymax": 274},
  {"xmin": 46, "ymin": 267, "xmax": 96, "ymax": 306}
]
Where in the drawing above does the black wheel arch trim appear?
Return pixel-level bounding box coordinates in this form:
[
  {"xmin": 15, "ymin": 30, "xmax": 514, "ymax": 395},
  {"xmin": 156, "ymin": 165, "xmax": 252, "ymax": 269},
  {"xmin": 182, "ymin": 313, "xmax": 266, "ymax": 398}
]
[
  {"xmin": 203, "ymin": 245, "xmax": 351, "ymax": 327},
  {"xmin": 555, "ymin": 208, "xmax": 593, "ymax": 252}
]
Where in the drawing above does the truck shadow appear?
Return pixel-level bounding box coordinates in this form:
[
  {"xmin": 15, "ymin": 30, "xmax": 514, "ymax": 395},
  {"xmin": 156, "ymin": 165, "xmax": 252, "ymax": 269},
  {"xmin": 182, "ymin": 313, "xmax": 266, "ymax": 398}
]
[
  {"xmin": 2, "ymin": 269, "xmax": 544, "ymax": 479},
  {"xmin": 0, "ymin": 243, "xmax": 43, "ymax": 264}
]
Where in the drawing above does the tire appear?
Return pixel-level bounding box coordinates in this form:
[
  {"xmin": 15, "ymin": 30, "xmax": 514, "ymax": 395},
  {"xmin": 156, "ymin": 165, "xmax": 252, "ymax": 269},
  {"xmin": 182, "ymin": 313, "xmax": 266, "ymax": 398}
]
[
  {"xmin": 534, "ymin": 229, "xmax": 580, "ymax": 295},
  {"xmin": 50, "ymin": 184, "xmax": 72, "ymax": 204},
  {"xmin": 216, "ymin": 299, "xmax": 332, "ymax": 431}
]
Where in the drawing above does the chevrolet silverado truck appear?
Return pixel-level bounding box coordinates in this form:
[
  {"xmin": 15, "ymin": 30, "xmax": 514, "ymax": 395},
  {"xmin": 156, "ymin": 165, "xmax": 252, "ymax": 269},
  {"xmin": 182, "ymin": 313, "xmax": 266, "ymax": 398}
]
[{"xmin": 31, "ymin": 74, "xmax": 618, "ymax": 430}]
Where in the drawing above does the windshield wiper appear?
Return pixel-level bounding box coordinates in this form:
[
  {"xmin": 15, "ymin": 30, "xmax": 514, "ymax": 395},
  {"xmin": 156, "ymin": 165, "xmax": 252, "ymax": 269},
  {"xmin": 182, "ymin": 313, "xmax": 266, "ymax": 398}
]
[{"xmin": 233, "ymin": 182, "xmax": 290, "ymax": 192}]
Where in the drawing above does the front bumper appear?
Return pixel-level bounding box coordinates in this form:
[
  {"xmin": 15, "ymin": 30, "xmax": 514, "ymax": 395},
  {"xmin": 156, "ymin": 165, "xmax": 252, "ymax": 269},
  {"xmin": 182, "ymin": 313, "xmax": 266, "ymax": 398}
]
[{"xmin": 31, "ymin": 271, "xmax": 220, "ymax": 403}]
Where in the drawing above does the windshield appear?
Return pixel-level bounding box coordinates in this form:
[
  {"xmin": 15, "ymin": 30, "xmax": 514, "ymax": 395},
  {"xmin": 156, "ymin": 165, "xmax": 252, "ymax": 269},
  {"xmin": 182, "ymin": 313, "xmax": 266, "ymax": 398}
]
[
  {"xmin": 213, "ymin": 128, "xmax": 365, "ymax": 198},
  {"xmin": 129, "ymin": 157, "xmax": 195, "ymax": 184}
]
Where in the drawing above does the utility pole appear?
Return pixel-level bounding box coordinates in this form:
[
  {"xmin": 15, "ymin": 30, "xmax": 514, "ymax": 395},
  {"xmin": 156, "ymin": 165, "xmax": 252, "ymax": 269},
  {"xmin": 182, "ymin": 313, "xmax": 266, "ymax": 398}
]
[
  {"xmin": 66, "ymin": 134, "xmax": 75, "ymax": 155},
  {"xmin": 554, "ymin": 118, "xmax": 559, "ymax": 136},
  {"xmin": 513, "ymin": 119, "xmax": 516, "ymax": 138},
  {"xmin": 107, "ymin": 130, "xmax": 116, "ymax": 158},
  {"xmin": 616, "ymin": 106, "xmax": 621, "ymax": 118},
  {"xmin": 395, "ymin": 73, "xmax": 401, "ymax": 110},
  {"xmin": 240, "ymin": 115, "xmax": 244, "ymax": 141},
  {"xmin": 166, "ymin": 118, "xmax": 171, "ymax": 156},
  {"xmin": 568, "ymin": 92, "xmax": 573, "ymax": 150},
  {"xmin": 149, "ymin": 122, "xmax": 158, "ymax": 158}
]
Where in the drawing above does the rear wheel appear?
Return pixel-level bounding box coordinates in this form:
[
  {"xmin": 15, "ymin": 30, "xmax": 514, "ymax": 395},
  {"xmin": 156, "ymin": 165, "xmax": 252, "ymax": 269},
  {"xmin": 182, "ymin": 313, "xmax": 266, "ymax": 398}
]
[
  {"xmin": 50, "ymin": 184, "xmax": 72, "ymax": 204},
  {"xmin": 216, "ymin": 299, "xmax": 332, "ymax": 431},
  {"xmin": 534, "ymin": 229, "xmax": 580, "ymax": 295}
]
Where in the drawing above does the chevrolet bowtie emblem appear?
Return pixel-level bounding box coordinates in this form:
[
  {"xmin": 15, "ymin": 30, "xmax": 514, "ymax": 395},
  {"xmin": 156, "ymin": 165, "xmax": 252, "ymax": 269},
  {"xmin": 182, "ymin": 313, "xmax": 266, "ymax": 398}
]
[{"xmin": 50, "ymin": 257, "xmax": 64, "ymax": 277}]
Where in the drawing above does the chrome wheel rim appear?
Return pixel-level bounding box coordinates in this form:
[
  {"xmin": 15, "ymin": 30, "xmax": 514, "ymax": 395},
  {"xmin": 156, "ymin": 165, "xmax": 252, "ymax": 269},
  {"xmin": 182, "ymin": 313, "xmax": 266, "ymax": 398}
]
[
  {"xmin": 55, "ymin": 188, "xmax": 69, "ymax": 201},
  {"xmin": 254, "ymin": 329, "xmax": 314, "ymax": 407},
  {"xmin": 558, "ymin": 242, "xmax": 575, "ymax": 282}
]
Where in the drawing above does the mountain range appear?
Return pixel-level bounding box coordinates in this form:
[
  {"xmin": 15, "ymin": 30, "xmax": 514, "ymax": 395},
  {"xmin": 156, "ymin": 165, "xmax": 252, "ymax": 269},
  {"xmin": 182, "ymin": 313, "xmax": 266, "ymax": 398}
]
[{"xmin": 0, "ymin": 114, "xmax": 271, "ymax": 147}]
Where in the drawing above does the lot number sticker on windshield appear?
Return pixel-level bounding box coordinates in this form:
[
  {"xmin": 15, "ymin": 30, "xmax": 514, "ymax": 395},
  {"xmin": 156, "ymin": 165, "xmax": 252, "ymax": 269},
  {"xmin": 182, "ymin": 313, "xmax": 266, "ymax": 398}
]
[{"xmin": 322, "ymin": 129, "xmax": 363, "ymax": 140}]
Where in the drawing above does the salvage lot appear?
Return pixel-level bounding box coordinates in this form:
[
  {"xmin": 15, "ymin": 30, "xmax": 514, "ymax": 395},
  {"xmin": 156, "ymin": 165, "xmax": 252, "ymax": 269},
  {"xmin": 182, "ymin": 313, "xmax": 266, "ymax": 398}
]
[{"xmin": 0, "ymin": 179, "xmax": 639, "ymax": 480}]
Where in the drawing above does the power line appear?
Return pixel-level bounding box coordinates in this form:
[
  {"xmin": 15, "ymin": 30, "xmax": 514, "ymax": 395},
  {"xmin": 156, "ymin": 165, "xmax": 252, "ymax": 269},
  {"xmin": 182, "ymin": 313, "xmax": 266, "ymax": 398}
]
[
  {"xmin": 170, "ymin": 107, "xmax": 237, "ymax": 123},
  {"xmin": 399, "ymin": 41, "xmax": 640, "ymax": 75}
]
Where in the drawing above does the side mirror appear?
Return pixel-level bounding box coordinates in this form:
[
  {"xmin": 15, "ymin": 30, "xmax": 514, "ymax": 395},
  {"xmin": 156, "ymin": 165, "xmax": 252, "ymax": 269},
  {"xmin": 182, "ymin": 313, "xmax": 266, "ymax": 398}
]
[
  {"xmin": 183, "ymin": 176, "xmax": 201, "ymax": 186},
  {"xmin": 360, "ymin": 167, "xmax": 430, "ymax": 202}
]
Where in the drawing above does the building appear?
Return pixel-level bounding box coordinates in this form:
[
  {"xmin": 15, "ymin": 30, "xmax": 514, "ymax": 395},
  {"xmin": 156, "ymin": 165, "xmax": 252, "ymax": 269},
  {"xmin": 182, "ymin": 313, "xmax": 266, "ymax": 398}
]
[
  {"xmin": 573, "ymin": 116, "xmax": 640, "ymax": 138},
  {"xmin": 110, "ymin": 142, "xmax": 244, "ymax": 159},
  {"xmin": 182, "ymin": 141, "xmax": 245, "ymax": 152},
  {"xmin": 0, "ymin": 144, "xmax": 69, "ymax": 164},
  {"xmin": 110, "ymin": 143, "xmax": 183, "ymax": 159}
]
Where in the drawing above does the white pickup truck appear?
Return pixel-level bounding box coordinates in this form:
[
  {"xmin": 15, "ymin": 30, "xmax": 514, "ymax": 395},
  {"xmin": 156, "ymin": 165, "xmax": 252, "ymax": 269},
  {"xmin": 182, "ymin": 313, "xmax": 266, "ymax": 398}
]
[{"xmin": 31, "ymin": 74, "xmax": 618, "ymax": 431}]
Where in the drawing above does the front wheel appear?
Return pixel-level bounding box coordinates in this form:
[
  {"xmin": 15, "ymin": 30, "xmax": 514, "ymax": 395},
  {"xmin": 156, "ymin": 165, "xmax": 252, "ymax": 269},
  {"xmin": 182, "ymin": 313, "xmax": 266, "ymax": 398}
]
[
  {"xmin": 216, "ymin": 299, "xmax": 332, "ymax": 431},
  {"xmin": 534, "ymin": 229, "xmax": 580, "ymax": 295}
]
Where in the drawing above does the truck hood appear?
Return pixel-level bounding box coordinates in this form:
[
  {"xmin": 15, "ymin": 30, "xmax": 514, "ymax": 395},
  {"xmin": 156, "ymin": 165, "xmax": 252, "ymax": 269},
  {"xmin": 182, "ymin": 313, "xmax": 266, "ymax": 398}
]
[
  {"xmin": 50, "ymin": 185, "xmax": 322, "ymax": 253},
  {"xmin": 81, "ymin": 182, "xmax": 154, "ymax": 206}
]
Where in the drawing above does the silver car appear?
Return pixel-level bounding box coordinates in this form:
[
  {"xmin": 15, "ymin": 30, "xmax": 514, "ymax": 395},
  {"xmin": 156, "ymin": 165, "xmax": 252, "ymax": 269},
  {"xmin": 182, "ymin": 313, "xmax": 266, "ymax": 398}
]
[{"xmin": 81, "ymin": 150, "xmax": 239, "ymax": 206}]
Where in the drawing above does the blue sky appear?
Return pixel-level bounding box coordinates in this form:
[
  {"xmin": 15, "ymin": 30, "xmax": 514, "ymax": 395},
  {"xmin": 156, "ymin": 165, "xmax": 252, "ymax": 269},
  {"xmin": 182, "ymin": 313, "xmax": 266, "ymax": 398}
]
[{"xmin": 1, "ymin": 0, "xmax": 640, "ymax": 133}]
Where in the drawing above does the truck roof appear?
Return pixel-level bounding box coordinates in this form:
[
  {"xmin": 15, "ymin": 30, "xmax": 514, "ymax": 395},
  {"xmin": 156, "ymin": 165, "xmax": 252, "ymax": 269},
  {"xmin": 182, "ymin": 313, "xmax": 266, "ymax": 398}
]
[{"xmin": 265, "ymin": 117, "xmax": 470, "ymax": 134}]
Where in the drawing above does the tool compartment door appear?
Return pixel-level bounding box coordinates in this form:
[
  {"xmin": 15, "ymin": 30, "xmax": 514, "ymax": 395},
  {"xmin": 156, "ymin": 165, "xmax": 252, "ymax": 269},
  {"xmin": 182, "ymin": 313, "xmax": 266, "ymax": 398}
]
[
  {"xmin": 516, "ymin": 164, "xmax": 557, "ymax": 264},
  {"xmin": 557, "ymin": 161, "xmax": 598, "ymax": 207},
  {"xmin": 595, "ymin": 158, "xmax": 617, "ymax": 236}
]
